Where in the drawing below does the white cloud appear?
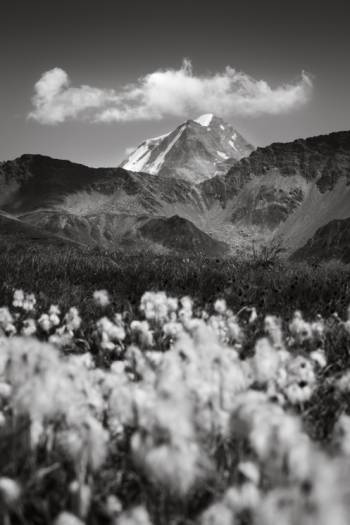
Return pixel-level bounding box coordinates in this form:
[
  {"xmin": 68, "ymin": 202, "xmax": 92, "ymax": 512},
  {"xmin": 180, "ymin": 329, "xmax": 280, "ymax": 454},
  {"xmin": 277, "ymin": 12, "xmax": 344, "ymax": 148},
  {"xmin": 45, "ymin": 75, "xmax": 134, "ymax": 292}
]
[{"xmin": 28, "ymin": 60, "xmax": 313, "ymax": 124}]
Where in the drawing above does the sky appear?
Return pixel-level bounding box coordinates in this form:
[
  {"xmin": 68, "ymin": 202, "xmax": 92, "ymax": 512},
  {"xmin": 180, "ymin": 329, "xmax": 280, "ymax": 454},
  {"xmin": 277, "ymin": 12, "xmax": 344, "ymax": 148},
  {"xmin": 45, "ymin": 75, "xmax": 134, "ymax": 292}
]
[{"xmin": 1, "ymin": 0, "xmax": 349, "ymax": 167}]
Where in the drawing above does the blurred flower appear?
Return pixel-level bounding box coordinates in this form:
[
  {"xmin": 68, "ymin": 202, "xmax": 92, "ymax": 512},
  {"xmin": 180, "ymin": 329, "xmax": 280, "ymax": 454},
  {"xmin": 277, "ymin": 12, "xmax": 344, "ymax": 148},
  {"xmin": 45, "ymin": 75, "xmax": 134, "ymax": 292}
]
[
  {"xmin": 118, "ymin": 506, "xmax": 153, "ymax": 525},
  {"xmin": 64, "ymin": 307, "xmax": 81, "ymax": 331},
  {"xmin": 54, "ymin": 512, "xmax": 85, "ymax": 525},
  {"xmin": 0, "ymin": 307, "xmax": 16, "ymax": 335},
  {"xmin": 0, "ymin": 477, "xmax": 21, "ymax": 506},
  {"xmin": 214, "ymin": 299, "xmax": 227, "ymax": 314},
  {"xmin": 12, "ymin": 289, "xmax": 25, "ymax": 308},
  {"xmin": 238, "ymin": 461, "xmax": 260, "ymax": 485},
  {"xmin": 105, "ymin": 494, "xmax": 123, "ymax": 517},
  {"xmin": 130, "ymin": 320, "xmax": 154, "ymax": 348},
  {"xmin": 21, "ymin": 318, "xmax": 37, "ymax": 336},
  {"xmin": 93, "ymin": 289, "xmax": 110, "ymax": 307}
]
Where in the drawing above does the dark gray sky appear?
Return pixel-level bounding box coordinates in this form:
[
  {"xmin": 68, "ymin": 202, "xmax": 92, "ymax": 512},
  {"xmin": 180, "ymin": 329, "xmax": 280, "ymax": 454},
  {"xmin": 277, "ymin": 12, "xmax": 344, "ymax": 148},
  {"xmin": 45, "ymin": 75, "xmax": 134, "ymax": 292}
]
[{"xmin": 1, "ymin": 0, "xmax": 349, "ymax": 166}]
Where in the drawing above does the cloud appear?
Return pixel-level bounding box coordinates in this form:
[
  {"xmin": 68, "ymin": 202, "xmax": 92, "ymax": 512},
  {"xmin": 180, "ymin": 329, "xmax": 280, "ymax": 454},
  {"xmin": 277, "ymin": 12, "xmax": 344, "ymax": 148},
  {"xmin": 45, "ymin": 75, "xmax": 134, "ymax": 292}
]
[{"xmin": 28, "ymin": 60, "xmax": 313, "ymax": 124}]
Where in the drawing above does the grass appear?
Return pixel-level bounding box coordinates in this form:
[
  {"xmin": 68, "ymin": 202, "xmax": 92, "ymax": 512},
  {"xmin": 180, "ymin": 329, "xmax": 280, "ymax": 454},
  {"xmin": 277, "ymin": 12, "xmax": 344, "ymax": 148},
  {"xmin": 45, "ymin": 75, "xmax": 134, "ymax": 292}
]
[{"xmin": 0, "ymin": 244, "xmax": 349, "ymax": 321}]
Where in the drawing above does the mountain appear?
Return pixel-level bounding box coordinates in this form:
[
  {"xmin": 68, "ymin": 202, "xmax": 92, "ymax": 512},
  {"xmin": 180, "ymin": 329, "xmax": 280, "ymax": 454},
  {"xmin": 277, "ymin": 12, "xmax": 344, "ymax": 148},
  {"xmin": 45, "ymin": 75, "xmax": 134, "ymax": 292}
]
[
  {"xmin": 199, "ymin": 130, "xmax": 350, "ymax": 260},
  {"xmin": 0, "ymin": 211, "xmax": 86, "ymax": 250},
  {"xmin": 0, "ymin": 130, "xmax": 350, "ymax": 261},
  {"xmin": 18, "ymin": 211, "xmax": 227, "ymax": 257},
  {"xmin": 120, "ymin": 114, "xmax": 254, "ymax": 183},
  {"xmin": 292, "ymin": 217, "xmax": 350, "ymax": 263},
  {"xmin": 0, "ymin": 154, "xmax": 228, "ymax": 256}
]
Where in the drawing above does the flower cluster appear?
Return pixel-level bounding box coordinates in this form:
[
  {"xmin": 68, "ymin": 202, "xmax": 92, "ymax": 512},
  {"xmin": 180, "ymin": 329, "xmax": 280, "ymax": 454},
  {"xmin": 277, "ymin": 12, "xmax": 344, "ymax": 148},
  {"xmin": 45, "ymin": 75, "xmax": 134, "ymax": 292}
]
[{"xmin": 0, "ymin": 288, "xmax": 349, "ymax": 525}]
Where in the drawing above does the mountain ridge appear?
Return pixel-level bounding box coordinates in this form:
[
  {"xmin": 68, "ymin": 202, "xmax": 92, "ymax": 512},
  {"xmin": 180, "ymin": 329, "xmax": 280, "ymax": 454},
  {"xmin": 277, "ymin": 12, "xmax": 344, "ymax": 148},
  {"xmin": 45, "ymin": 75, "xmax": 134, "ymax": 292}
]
[{"xmin": 0, "ymin": 129, "xmax": 349, "ymax": 261}]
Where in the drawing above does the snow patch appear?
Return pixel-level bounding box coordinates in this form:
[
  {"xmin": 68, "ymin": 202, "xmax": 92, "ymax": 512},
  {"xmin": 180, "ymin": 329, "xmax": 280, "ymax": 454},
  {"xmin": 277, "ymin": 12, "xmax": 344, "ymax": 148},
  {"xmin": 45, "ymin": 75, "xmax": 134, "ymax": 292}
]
[
  {"xmin": 195, "ymin": 114, "xmax": 214, "ymax": 127},
  {"xmin": 217, "ymin": 151, "xmax": 229, "ymax": 160},
  {"xmin": 123, "ymin": 142, "xmax": 153, "ymax": 172},
  {"xmin": 123, "ymin": 132, "xmax": 170, "ymax": 172},
  {"xmin": 229, "ymin": 140, "xmax": 238, "ymax": 152},
  {"xmin": 147, "ymin": 125, "xmax": 186, "ymax": 175},
  {"xmin": 148, "ymin": 132, "xmax": 170, "ymax": 142}
]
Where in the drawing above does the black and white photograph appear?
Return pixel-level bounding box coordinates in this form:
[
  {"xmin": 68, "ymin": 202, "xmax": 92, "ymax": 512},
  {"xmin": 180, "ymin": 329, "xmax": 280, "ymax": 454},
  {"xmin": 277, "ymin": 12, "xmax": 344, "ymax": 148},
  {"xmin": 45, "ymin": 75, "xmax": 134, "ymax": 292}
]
[{"xmin": 0, "ymin": 1, "xmax": 350, "ymax": 523}]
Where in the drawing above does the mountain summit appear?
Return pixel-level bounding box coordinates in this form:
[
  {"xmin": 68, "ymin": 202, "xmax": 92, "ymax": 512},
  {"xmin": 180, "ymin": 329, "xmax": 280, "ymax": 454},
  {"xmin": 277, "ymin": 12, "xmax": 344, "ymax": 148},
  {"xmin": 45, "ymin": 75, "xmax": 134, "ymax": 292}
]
[{"xmin": 120, "ymin": 114, "xmax": 254, "ymax": 183}]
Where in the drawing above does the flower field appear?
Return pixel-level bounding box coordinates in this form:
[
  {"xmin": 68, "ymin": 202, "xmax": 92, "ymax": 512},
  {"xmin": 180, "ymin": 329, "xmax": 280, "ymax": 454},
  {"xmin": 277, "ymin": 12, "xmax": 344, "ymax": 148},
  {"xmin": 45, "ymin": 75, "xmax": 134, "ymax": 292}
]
[{"xmin": 1, "ymin": 284, "xmax": 350, "ymax": 525}]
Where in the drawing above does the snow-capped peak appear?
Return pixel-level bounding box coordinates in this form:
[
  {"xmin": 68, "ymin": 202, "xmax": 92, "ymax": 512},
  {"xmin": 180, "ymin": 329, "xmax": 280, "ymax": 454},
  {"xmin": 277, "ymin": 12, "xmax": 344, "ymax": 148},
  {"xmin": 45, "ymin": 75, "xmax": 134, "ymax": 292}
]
[
  {"xmin": 121, "ymin": 114, "xmax": 254, "ymax": 183},
  {"xmin": 122, "ymin": 132, "xmax": 170, "ymax": 172},
  {"xmin": 194, "ymin": 114, "xmax": 214, "ymax": 127}
]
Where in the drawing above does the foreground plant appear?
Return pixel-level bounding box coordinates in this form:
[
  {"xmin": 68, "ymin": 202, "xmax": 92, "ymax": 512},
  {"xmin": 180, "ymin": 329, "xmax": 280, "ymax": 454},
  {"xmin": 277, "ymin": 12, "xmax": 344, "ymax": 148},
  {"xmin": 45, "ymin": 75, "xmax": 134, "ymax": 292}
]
[{"xmin": 0, "ymin": 289, "xmax": 349, "ymax": 524}]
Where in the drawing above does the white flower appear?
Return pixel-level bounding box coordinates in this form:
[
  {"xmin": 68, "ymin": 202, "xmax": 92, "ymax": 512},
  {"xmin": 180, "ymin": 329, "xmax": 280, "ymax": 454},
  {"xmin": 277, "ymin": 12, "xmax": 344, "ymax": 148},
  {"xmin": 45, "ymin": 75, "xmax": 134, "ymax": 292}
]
[
  {"xmin": 0, "ymin": 382, "xmax": 12, "ymax": 400},
  {"xmin": 49, "ymin": 305, "xmax": 61, "ymax": 316},
  {"xmin": 118, "ymin": 506, "xmax": 153, "ymax": 525},
  {"xmin": 12, "ymin": 289, "xmax": 24, "ymax": 308},
  {"xmin": 289, "ymin": 311, "xmax": 312, "ymax": 343},
  {"xmin": 180, "ymin": 296, "xmax": 193, "ymax": 311},
  {"xmin": 252, "ymin": 337, "xmax": 280, "ymax": 385},
  {"xmin": 21, "ymin": 318, "xmax": 37, "ymax": 336},
  {"xmin": 214, "ymin": 299, "xmax": 227, "ymax": 314},
  {"xmin": 333, "ymin": 414, "xmax": 350, "ymax": 455},
  {"xmin": 310, "ymin": 349, "xmax": 327, "ymax": 368},
  {"xmin": 163, "ymin": 320, "xmax": 183, "ymax": 339},
  {"xmin": 130, "ymin": 320, "xmax": 153, "ymax": 347},
  {"xmin": 200, "ymin": 502, "xmax": 233, "ymax": 525},
  {"xmin": 38, "ymin": 313, "xmax": 52, "ymax": 332},
  {"xmin": 30, "ymin": 419, "xmax": 45, "ymax": 449},
  {"xmin": 285, "ymin": 383, "xmax": 312, "ymax": 405},
  {"xmin": 48, "ymin": 305, "xmax": 61, "ymax": 326},
  {"xmin": 64, "ymin": 307, "xmax": 81, "ymax": 331},
  {"xmin": 0, "ymin": 477, "xmax": 21, "ymax": 506},
  {"xmin": 97, "ymin": 317, "xmax": 125, "ymax": 348},
  {"xmin": 337, "ymin": 371, "xmax": 350, "ymax": 393},
  {"xmin": 238, "ymin": 461, "xmax": 260, "ymax": 485},
  {"xmin": 140, "ymin": 291, "xmax": 172, "ymax": 322},
  {"xmin": 93, "ymin": 289, "xmax": 110, "ymax": 307},
  {"xmin": 227, "ymin": 316, "xmax": 242, "ymax": 343},
  {"xmin": 0, "ymin": 307, "xmax": 16, "ymax": 335},
  {"xmin": 22, "ymin": 293, "xmax": 36, "ymax": 312},
  {"xmin": 287, "ymin": 356, "xmax": 315, "ymax": 386},
  {"xmin": 264, "ymin": 315, "xmax": 283, "ymax": 347},
  {"xmin": 167, "ymin": 297, "xmax": 179, "ymax": 312},
  {"xmin": 105, "ymin": 494, "xmax": 123, "ymax": 516},
  {"xmin": 225, "ymin": 483, "xmax": 260, "ymax": 512},
  {"xmin": 54, "ymin": 512, "xmax": 85, "ymax": 525},
  {"xmin": 249, "ymin": 307, "xmax": 258, "ymax": 324}
]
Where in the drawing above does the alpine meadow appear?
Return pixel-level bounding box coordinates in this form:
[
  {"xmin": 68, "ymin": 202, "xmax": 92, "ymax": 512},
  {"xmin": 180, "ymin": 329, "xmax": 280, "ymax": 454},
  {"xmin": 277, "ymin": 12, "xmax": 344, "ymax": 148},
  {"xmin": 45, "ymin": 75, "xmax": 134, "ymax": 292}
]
[{"xmin": 1, "ymin": 1, "xmax": 350, "ymax": 525}]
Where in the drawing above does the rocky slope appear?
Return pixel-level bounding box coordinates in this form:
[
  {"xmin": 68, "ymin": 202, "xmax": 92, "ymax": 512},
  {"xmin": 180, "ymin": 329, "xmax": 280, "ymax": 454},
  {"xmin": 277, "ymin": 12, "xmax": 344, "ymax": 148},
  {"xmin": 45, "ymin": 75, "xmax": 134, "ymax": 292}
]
[
  {"xmin": 199, "ymin": 130, "xmax": 350, "ymax": 257},
  {"xmin": 0, "ymin": 130, "xmax": 349, "ymax": 260},
  {"xmin": 121, "ymin": 114, "xmax": 254, "ymax": 183},
  {"xmin": 0, "ymin": 155, "xmax": 227, "ymax": 256},
  {"xmin": 0, "ymin": 211, "xmax": 85, "ymax": 250},
  {"xmin": 18, "ymin": 210, "xmax": 227, "ymax": 256},
  {"xmin": 292, "ymin": 217, "xmax": 350, "ymax": 263}
]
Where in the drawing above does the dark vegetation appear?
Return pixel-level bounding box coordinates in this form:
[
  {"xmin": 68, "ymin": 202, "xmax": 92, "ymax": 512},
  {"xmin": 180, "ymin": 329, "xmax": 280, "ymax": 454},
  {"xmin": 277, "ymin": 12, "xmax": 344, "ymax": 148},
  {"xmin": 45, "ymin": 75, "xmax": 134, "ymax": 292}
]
[{"xmin": 0, "ymin": 243, "xmax": 349, "ymax": 321}]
